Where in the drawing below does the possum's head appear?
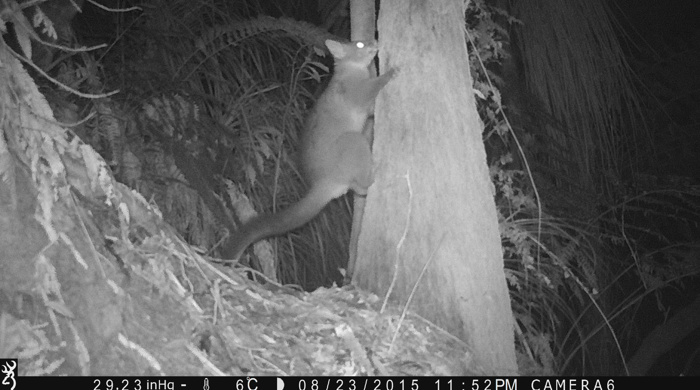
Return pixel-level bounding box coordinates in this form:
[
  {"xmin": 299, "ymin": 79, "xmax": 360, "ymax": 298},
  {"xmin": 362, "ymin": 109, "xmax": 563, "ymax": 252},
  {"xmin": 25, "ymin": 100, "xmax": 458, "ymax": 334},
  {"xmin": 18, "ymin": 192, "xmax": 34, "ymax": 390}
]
[{"xmin": 325, "ymin": 39, "xmax": 378, "ymax": 70}]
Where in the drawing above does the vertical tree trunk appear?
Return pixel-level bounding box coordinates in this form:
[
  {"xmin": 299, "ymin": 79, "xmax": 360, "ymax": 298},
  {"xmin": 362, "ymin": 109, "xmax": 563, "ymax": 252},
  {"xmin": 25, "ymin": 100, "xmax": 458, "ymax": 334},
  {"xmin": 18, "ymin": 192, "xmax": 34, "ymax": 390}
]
[
  {"xmin": 353, "ymin": 0, "xmax": 518, "ymax": 373},
  {"xmin": 349, "ymin": 0, "xmax": 375, "ymax": 40},
  {"xmin": 347, "ymin": 0, "xmax": 376, "ymax": 281}
]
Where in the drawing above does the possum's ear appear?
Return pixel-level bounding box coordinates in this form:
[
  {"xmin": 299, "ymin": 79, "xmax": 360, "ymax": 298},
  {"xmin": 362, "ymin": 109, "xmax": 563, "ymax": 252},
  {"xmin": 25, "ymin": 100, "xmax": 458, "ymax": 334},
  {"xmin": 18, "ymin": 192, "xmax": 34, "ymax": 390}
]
[{"xmin": 325, "ymin": 39, "xmax": 346, "ymax": 58}]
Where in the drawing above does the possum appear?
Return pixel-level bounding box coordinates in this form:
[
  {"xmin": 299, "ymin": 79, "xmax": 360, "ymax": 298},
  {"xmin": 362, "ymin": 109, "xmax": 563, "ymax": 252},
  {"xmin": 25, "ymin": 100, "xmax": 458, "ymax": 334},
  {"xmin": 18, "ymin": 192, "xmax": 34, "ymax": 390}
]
[{"xmin": 223, "ymin": 39, "xmax": 396, "ymax": 262}]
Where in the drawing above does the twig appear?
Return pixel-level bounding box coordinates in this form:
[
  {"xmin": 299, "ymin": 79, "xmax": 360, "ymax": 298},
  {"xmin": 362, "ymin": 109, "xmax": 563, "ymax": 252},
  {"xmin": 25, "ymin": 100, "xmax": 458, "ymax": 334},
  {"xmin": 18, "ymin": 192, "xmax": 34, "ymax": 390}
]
[{"xmin": 390, "ymin": 233, "xmax": 446, "ymax": 353}]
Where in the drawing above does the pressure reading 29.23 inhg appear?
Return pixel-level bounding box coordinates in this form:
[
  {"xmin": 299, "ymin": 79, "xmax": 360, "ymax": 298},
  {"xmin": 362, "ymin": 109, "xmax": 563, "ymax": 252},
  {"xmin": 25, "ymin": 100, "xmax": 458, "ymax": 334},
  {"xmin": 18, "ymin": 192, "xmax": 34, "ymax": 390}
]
[{"xmin": 91, "ymin": 377, "xmax": 262, "ymax": 390}]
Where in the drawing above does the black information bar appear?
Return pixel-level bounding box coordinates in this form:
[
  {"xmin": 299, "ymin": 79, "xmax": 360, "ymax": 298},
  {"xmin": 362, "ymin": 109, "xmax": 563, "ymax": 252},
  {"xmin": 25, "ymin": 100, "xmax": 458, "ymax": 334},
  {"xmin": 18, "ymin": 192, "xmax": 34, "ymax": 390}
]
[{"xmin": 11, "ymin": 376, "xmax": 697, "ymax": 390}]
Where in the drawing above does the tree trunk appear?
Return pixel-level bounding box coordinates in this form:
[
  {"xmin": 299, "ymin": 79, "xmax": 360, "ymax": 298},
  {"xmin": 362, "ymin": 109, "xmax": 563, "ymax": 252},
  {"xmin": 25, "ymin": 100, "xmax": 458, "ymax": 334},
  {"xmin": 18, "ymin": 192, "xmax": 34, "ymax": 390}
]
[
  {"xmin": 353, "ymin": 0, "xmax": 518, "ymax": 374},
  {"xmin": 349, "ymin": 0, "xmax": 375, "ymax": 40},
  {"xmin": 346, "ymin": 0, "xmax": 377, "ymax": 282}
]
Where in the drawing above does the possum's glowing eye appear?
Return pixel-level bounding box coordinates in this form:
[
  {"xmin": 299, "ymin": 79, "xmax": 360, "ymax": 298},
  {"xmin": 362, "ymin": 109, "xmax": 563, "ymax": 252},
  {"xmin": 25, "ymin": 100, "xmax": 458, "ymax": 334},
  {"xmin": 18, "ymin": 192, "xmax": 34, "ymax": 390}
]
[{"xmin": 356, "ymin": 42, "xmax": 365, "ymax": 49}]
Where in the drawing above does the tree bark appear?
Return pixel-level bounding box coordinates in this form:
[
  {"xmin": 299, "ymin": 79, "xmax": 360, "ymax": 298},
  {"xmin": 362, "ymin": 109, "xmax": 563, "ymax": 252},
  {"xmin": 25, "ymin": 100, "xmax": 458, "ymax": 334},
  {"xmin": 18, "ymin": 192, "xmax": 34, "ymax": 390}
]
[
  {"xmin": 346, "ymin": 0, "xmax": 377, "ymax": 282},
  {"xmin": 353, "ymin": 0, "xmax": 518, "ymax": 374}
]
